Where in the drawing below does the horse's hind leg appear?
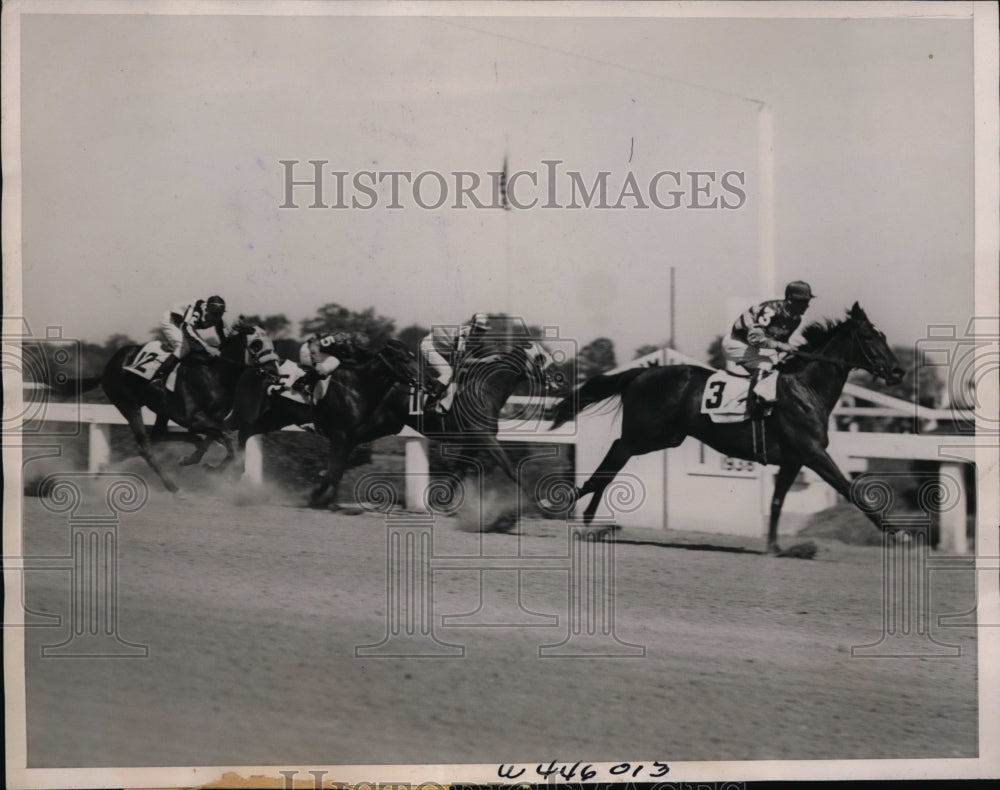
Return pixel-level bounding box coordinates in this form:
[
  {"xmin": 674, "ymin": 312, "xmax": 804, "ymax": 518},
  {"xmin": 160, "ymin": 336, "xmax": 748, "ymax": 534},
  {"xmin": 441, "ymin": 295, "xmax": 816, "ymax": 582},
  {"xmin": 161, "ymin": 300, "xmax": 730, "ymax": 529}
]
[
  {"xmin": 578, "ymin": 438, "xmax": 636, "ymax": 525},
  {"xmin": 124, "ymin": 409, "xmax": 179, "ymax": 493}
]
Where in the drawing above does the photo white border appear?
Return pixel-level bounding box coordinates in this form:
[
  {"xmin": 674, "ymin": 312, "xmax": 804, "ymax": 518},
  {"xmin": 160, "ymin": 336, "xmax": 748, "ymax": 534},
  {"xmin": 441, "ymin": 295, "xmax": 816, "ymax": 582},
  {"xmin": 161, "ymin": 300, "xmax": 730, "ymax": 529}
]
[{"xmin": 3, "ymin": 1, "xmax": 997, "ymax": 787}]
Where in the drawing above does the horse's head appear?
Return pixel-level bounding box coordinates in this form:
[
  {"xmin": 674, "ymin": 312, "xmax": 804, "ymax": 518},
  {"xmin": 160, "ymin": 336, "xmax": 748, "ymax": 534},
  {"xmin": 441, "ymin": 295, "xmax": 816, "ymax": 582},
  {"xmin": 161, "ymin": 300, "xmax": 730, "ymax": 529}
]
[
  {"xmin": 458, "ymin": 337, "xmax": 569, "ymax": 410},
  {"xmin": 843, "ymin": 303, "xmax": 905, "ymax": 385},
  {"xmin": 520, "ymin": 339, "xmax": 570, "ymax": 394},
  {"xmin": 221, "ymin": 321, "xmax": 280, "ymax": 375}
]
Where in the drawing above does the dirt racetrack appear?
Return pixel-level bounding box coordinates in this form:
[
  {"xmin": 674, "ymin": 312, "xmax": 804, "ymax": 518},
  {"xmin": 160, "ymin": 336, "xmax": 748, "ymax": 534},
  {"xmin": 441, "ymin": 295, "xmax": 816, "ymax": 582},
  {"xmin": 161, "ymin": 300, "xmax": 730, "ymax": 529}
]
[{"xmin": 20, "ymin": 477, "xmax": 977, "ymax": 769}]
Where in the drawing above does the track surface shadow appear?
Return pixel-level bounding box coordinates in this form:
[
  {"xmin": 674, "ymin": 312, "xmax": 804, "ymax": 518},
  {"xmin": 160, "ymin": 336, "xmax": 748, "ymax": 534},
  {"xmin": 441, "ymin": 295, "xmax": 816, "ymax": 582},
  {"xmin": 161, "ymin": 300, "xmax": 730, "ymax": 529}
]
[{"xmin": 612, "ymin": 537, "xmax": 764, "ymax": 554}]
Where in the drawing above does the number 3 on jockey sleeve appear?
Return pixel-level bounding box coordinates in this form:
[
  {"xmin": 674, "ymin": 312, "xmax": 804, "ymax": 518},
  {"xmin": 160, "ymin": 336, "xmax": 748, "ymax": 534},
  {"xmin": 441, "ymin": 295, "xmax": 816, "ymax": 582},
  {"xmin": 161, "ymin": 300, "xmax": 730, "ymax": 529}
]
[{"xmin": 757, "ymin": 306, "xmax": 775, "ymax": 327}]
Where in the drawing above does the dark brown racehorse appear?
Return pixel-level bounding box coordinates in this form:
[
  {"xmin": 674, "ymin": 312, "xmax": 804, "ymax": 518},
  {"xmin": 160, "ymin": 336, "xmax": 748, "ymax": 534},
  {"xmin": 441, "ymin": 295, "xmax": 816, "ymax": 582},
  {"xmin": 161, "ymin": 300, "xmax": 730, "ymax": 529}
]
[
  {"xmin": 408, "ymin": 337, "xmax": 563, "ymax": 484},
  {"xmin": 291, "ymin": 339, "xmax": 420, "ymax": 509},
  {"xmin": 55, "ymin": 324, "xmax": 270, "ymax": 494},
  {"xmin": 549, "ymin": 303, "xmax": 905, "ymax": 553},
  {"xmin": 227, "ymin": 336, "xmax": 560, "ymax": 511}
]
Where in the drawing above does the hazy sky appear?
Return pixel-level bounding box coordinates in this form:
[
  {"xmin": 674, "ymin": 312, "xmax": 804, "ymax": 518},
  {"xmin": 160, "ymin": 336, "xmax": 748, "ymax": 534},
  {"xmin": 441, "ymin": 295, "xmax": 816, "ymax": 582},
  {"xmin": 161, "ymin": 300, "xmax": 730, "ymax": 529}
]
[{"xmin": 16, "ymin": 6, "xmax": 976, "ymax": 361}]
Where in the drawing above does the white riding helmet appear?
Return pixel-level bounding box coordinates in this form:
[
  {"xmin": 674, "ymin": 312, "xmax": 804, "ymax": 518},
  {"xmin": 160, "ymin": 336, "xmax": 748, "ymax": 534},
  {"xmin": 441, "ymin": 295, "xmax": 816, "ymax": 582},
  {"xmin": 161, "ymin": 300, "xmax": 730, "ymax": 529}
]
[{"xmin": 471, "ymin": 312, "xmax": 491, "ymax": 331}]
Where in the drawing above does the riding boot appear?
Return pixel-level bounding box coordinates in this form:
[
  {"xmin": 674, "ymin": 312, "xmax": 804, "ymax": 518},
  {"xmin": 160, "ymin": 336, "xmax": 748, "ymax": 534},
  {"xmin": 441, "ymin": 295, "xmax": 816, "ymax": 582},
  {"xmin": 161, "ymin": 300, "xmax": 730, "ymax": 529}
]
[
  {"xmin": 438, "ymin": 383, "xmax": 456, "ymax": 413},
  {"xmin": 293, "ymin": 367, "xmax": 320, "ymax": 399},
  {"xmin": 747, "ymin": 369, "xmax": 766, "ymax": 420},
  {"xmin": 150, "ymin": 354, "xmax": 180, "ymax": 392},
  {"xmin": 423, "ymin": 380, "xmax": 448, "ymax": 415}
]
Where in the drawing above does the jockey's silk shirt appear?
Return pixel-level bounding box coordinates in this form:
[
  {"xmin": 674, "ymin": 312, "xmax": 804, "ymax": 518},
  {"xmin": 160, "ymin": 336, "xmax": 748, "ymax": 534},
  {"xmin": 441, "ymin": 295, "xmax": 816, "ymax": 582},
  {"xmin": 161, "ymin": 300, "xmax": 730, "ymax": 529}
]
[
  {"xmin": 167, "ymin": 299, "xmax": 231, "ymax": 346},
  {"xmin": 730, "ymin": 299, "xmax": 804, "ymax": 349},
  {"xmin": 428, "ymin": 324, "xmax": 474, "ymax": 357}
]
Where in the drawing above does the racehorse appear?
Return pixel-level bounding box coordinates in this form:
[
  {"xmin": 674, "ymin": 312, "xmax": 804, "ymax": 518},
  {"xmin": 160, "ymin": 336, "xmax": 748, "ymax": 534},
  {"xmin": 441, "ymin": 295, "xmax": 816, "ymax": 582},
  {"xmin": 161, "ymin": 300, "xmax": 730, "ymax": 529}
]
[
  {"xmin": 409, "ymin": 337, "xmax": 564, "ymax": 485},
  {"xmin": 549, "ymin": 303, "xmax": 905, "ymax": 553},
  {"xmin": 290, "ymin": 339, "xmax": 421, "ymax": 509},
  {"xmin": 55, "ymin": 323, "xmax": 271, "ymax": 494}
]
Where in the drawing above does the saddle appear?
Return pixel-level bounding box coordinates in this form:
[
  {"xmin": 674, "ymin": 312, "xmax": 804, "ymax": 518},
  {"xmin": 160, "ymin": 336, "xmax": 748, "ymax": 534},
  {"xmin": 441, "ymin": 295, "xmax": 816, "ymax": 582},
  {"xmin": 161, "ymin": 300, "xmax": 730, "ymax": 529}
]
[{"xmin": 701, "ymin": 369, "xmax": 777, "ymax": 423}]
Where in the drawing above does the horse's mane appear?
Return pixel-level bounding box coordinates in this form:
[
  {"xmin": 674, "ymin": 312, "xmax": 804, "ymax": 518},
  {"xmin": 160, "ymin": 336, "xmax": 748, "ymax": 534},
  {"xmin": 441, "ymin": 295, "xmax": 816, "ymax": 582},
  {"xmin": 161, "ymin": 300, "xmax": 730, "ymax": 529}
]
[
  {"xmin": 797, "ymin": 318, "xmax": 844, "ymax": 353},
  {"xmin": 463, "ymin": 339, "xmax": 530, "ymax": 366},
  {"xmin": 778, "ymin": 313, "xmax": 854, "ymax": 374},
  {"xmin": 379, "ymin": 338, "xmax": 412, "ymax": 356}
]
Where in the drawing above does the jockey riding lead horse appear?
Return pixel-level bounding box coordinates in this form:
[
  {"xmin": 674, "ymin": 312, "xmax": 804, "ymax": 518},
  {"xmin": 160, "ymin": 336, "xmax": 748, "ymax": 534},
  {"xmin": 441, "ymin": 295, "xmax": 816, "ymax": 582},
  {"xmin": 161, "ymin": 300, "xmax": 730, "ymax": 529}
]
[{"xmin": 550, "ymin": 304, "xmax": 904, "ymax": 554}]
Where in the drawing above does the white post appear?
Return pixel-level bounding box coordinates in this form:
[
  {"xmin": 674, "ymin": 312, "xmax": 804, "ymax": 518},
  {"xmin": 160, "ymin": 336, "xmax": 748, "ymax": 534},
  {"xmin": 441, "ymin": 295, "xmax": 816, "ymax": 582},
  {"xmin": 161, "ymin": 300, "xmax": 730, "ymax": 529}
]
[
  {"xmin": 938, "ymin": 462, "xmax": 968, "ymax": 554},
  {"xmin": 88, "ymin": 422, "xmax": 111, "ymax": 474},
  {"xmin": 244, "ymin": 435, "xmax": 264, "ymax": 487},
  {"xmin": 405, "ymin": 437, "xmax": 430, "ymax": 512}
]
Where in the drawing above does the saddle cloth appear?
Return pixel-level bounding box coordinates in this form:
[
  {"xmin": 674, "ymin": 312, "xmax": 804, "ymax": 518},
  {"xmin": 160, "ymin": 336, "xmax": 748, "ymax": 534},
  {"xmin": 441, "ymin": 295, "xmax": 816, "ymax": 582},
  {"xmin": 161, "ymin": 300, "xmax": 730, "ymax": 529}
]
[
  {"xmin": 701, "ymin": 369, "xmax": 777, "ymax": 423},
  {"xmin": 409, "ymin": 387, "xmax": 425, "ymax": 415},
  {"xmin": 124, "ymin": 341, "xmax": 178, "ymax": 391},
  {"xmin": 273, "ymin": 360, "xmax": 309, "ymax": 403},
  {"xmin": 272, "ymin": 360, "xmax": 331, "ymax": 404}
]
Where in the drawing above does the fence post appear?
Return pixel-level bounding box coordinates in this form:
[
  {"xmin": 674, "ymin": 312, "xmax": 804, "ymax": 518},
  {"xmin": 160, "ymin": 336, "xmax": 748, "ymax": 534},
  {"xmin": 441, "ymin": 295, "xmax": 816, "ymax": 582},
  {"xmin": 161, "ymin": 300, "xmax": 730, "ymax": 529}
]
[
  {"xmin": 244, "ymin": 435, "xmax": 264, "ymax": 487},
  {"xmin": 87, "ymin": 422, "xmax": 111, "ymax": 474},
  {"xmin": 938, "ymin": 462, "xmax": 968, "ymax": 554},
  {"xmin": 404, "ymin": 436, "xmax": 429, "ymax": 512}
]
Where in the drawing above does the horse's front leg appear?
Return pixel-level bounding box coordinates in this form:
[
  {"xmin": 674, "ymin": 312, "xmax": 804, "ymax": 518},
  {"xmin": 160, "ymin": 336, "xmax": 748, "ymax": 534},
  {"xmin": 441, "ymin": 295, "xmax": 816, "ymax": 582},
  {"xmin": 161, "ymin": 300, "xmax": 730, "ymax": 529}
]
[
  {"xmin": 123, "ymin": 407, "xmax": 181, "ymax": 494},
  {"xmin": 207, "ymin": 430, "xmax": 236, "ymax": 472},
  {"xmin": 179, "ymin": 434, "xmax": 214, "ymax": 466},
  {"xmin": 483, "ymin": 434, "xmax": 517, "ymax": 483},
  {"xmin": 322, "ymin": 443, "xmax": 351, "ymax": 512},
  {"xmin": 178, "ymin": 407, "xmax": 227, "ymax": 467},
  {"xmin": 804, "ymin": 449, "xmax": 883, "ymax": 531},
  {"xmin": 767, "ymin": 462, "xmax": 804, "ymax": 554}
]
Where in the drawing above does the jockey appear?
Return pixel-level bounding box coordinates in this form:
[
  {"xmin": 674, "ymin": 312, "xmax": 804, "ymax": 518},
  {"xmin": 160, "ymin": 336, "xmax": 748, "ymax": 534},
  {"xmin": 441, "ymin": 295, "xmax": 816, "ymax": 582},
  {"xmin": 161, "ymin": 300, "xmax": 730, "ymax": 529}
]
[
  {"xmin": 419, "ymin": 312, "xmax": 491, "ymax": 414},
  {"xmin": 721, "ymin": 281, "xmax": 815, "ymax": 414},
  {"xmin": 151, "ymin": 295, "xmax": 230, "ymax": 386},
  {"xmin": 293, "ymin": 331, "xmax": 357, "ymax": 395}
]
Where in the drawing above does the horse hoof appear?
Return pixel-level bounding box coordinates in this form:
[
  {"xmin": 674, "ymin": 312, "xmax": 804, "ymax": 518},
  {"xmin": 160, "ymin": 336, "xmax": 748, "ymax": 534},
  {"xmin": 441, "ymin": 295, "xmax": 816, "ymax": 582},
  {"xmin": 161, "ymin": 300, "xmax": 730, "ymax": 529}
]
[{"xmin": 179, "ymin": 456, "xmax": 198, "ymax": 467}]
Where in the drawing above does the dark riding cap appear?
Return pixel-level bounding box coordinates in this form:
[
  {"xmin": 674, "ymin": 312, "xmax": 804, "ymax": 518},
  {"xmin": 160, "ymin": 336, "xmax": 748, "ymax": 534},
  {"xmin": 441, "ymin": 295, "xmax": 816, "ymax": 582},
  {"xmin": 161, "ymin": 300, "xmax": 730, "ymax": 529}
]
[
  {"xmin": 785, "ymin": 281, "xmax": 816, "ymax": 303},
  {"xmin": 205, "ymin": 295, "xmax": 226, "ymax": 315}
]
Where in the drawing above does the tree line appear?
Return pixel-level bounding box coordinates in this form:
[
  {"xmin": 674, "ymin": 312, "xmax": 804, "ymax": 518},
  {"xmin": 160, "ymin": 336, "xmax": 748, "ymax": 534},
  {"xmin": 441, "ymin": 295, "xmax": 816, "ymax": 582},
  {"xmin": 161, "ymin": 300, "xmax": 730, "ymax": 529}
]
[{"xmin": 25, "ymin": 303, "xmax": 954, "ymax": 428}]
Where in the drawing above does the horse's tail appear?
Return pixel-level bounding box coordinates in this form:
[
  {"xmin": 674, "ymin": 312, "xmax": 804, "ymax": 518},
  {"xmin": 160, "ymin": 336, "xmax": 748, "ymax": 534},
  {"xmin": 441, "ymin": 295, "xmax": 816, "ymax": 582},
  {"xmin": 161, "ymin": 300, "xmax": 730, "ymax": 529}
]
[{"xmin": 549, "ymin": 367, "xmax": 647, "ymax": 430}]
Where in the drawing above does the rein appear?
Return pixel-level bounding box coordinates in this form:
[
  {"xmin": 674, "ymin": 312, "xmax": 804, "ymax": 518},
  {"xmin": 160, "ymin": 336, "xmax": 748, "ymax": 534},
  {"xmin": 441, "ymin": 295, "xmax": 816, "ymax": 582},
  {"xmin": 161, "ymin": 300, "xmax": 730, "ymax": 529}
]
[
  {"xmin": 374, "ymin": 347, "xmax": 417, "ymax": 388},
  {"xmin": 785, "ymin": 323, "xmax": 882, "ymax": 377}
]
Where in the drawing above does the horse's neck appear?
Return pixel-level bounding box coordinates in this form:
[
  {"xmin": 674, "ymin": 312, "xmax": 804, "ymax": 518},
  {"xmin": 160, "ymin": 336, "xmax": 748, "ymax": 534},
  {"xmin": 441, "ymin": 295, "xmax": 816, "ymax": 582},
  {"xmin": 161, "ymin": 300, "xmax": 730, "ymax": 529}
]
[
  {"xmin": 220, "ymin": 340, "xmax": 245, "ymax": 365},
  {"xmin": 798, "ymin": 331, "xmax": 852, "ymax": 412},
  {"xmin": 353, "ymin": 357, "xmax": 398, "ymax": 398},
  {"xmin": 462, "ymin": 365, "xmax": 523, "ymax": 408}
]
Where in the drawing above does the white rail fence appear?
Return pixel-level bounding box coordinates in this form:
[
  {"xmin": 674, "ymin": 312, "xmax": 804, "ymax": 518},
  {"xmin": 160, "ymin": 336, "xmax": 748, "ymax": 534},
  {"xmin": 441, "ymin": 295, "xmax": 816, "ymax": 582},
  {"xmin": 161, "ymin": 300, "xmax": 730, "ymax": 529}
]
[{"xmin": 20, "ymin": 389, "xmax": 976, "ymax": 553}]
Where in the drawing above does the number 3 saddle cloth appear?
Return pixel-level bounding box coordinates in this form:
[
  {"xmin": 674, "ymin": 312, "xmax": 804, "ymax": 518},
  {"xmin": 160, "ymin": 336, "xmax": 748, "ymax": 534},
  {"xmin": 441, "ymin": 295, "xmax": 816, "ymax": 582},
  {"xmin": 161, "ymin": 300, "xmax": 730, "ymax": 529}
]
[{"xmin": 700, "ymin": 369, "xmax": 777, "ymax": 423}]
